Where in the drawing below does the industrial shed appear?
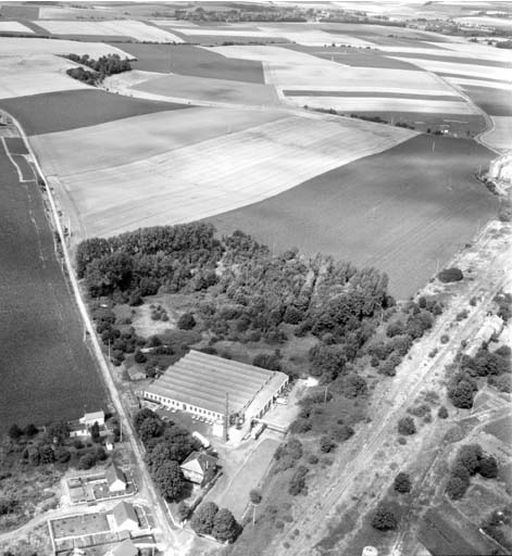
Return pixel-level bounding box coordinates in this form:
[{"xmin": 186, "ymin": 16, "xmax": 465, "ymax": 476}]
[{"xmin": 143, "ymin": 350, "xmax": 288, "ymax": 425}]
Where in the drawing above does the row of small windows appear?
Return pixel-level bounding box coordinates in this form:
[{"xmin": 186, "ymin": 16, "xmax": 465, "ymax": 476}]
[{"xmin": 145, "ymin": 392, "xmax": 221, "ymax": 418}]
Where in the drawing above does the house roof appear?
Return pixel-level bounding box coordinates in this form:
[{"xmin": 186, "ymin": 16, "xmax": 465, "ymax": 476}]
[
  {"xmin": 82, "ymin": 410, "xmax": 104, "ymax": 422},
  {"xmin": 111, "ymin": 540, "xmax": 138, "ymax": 556},
  {"xmin": 106, "ymin": 463, "xmax": 126, "ymax": 487},
  {"xmin": 113, "ymin": 501, "xmax": 138, "ymax": 527},
  {"xmin": 181, "ymin": 451, "xmax": 217, "ymax": 475},
  {"xmin": 144, "ymin": 350, "xmax": 288, "ymax": 415}
]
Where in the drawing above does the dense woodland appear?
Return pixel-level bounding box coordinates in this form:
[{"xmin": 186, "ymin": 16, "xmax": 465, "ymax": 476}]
[{"xmin": 66, "ymin": 54, "xmax": 131, "ymax": 86}]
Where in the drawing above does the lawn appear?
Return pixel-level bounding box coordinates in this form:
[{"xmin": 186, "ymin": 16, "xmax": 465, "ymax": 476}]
[
  {"xmin": 113, "ymin": 43, "xmax": 265, "ymax": 83},
  {"xmin": 51, "ymin": 513, "xmax": 110, "ymax": 539},
  {"xmin": 206, "ymin": 134, "xmax": 498, "ymax": 300},
  {"xmin": 0, "ymin": 88, "xmax": 188, "ymax": 135},
  {"xmin": 0, "ymin": 139, "xmax": 107, "ymax": 432}
]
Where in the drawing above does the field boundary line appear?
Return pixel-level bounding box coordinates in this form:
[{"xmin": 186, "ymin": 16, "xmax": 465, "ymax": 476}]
[
  {"xmin": 1, "ymin": 136, "xmax": 32, "ymax": 183},
  {"xmin": 2, "ymin": 110, "xmax": 185, "ymax": 555}
]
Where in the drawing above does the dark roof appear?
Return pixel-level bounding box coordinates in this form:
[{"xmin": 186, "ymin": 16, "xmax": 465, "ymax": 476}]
[
  {"xmin": 145, "ymin": 350, "xmax": 288, "ymax": 414},
  {"xmin": 106, "ymin": 463, "xmax": 126, "ymax": 487},
  {"xmin": 113, "ymin": 501, "xmax": 138, "ymax": 527}
]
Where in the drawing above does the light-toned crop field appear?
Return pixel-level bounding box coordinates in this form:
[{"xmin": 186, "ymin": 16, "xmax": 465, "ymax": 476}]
[
  {"xmin": 37, "ymin": 19, "xmax": 184, "ymax": 43},
  {"xmin": 0, "ymin": 54, "xmax": 90, "ymax": 99},
  {"xmin": 258, "ymin": 26, "xmax": 376, "ymax": 47},
  {"xmin": 287, "ymin": 95, "xmax": 477, "ymax": 114},
  {"xmin": 445, "ymin": 76, "xmax": 511, "ymax": 91},
  {"xmin": 0, "ymin": 22, "xmax": 34, "ymax": 33},
  {"xmin": 480, "ymin": 116, "xmax": 512, "ymax": 152},
  {"xmin": 209, "ymin": 45, "xmax": 459, "ymax": 96},
  {"xmin": 132, "ymin": 72, "xmax": 279, "ymax": 106},
  {"xmin": 390, "ymin": 56, "xmax": 509, "ymax": 81},
  {"xmin": 0, "ymin": 37, "xmax": 131, "ymax": 58},
  {"xmin": 30, "ymin": 109, "xmax": 415, "ymax": 238}
]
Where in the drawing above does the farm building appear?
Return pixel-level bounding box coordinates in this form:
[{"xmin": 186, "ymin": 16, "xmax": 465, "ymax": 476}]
[
  {"xmin": 180, "ymin": 451, "xmax": 217, "ymax": 485},
  {"xmin": 80, "ymin": 410, "xmax": 105, "ymax": 427},
  {"xmin": 143, "ymin": 350, "xmax": 288, "ymax": 428},
  {"xmin": 112, "ymin": 501, "xmax": 139, "ymax": 532},
  {"xmin": 106, "ymin": 463, "xmax": 127, "ymax": 493}
]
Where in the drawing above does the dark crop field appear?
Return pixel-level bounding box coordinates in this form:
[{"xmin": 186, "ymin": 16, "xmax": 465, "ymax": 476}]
[
  {"xmin": 462, "ymin": 85, "xmax": 512, "ymax": 117},
  {"xmin": 206, "ymin": 134, "xmax": 497, "ymax": 300},
  {"xmin": 0, "ymin": 142, "xmax": 106, "ymax": 432},
  {"xmin": 0, "ymin": 89, "xmax": 189, "ymax": 135},
  {"xmin": 283, "ymin": 90, "xmax": 457, "ymax": 101},
  {"xmin": 116, "ymin": 42, "xmax": 265, "ymax": 83},
  {"xmin": 5, "ymin": 137, "xmax": 28, "ymax": 155}
]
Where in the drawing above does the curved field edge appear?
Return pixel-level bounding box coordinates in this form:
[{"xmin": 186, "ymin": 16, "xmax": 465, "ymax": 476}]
[{"xmin": 205, "ymin": 134, "xmax": 499, "ymax": 300}]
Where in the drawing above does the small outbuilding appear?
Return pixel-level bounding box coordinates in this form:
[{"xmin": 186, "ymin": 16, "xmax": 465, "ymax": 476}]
[
  {"xmin": 112, "ymin": 501, "xmax": 139, "ymax": 532},
  {"xmin": 106, "ymin": 463, "xmax": 127, "ymax": 493},
  {"xmin": 108, "ymin": 539, "xmax": 139, "ymax": 556},
  {"xmin": 180, "ymin": 451, "xmax": 217, "ymax": 485}
]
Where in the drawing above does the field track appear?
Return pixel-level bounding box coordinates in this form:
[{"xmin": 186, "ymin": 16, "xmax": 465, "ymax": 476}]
[{"xmin": 207, "ymin": 134, "xmax": 498, "ymax": 300}]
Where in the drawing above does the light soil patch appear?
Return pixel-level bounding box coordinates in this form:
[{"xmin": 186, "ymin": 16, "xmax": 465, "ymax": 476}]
[
  {"xmin": 424, "ymin": 41, "xmax": 512, "ymax": 64},
  {"xmin": 445, "ymin": 76, "xmax": 511, "ymax": 91},
  {"xmin": 209, "ymin": 45, "xmax": 459, "ymax": 95},
  {"xmin": 0, "ymin": 22, "xmax": 34, "ymax": 33},
  {"xmin": 32, "ymin": 111, "xmax": 415, "ymax": 238},
  {"xmin": 288, "ymin": 96, "xmax": 477, "ymax": 114},
  {"xmin": 36, "ymin": 19, "xmax": 184, "ymax": 43},
  {"xmin": 132, "ymin": 72, "xmax": 279, "ymax": 106},
  {"xmin": 480, "ymin": 116, "xmax": 512, "ymax": 152},
  {"xmin": 30, "ymin": 107, "xmax": 286, "ymax": 175},
  {"xmin": 131, "ymin": 304, "xmax": 175, "ymax": 338},
  {"xmin": 0, "ymin": 37, "xmax": 131, "ymax": 58},
  {"xmin": 0, "ymin": 54, "xmax": 90, "ymax": 99},
  {"xmin": 179, "ymin": 27, "xmax": 278, "ymax": 39}
]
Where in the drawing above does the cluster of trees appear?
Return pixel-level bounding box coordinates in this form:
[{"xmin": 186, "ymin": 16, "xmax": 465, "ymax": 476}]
[
  {"xmin": 65, "ymin": 53, "xmax": 131, "ymax": 85},
  {"xmin": 190, "ymin": 502, "xmax": 242, "ymax": 543},
  {"xmin": 133, "ymin": 409, "xmax": 200, "ymax": 502},
  {"xmin": 494, "ymin": 290, "xmax": 512, "ymax": 322},
  {"xmin": 77, "ymin": 224, "xmax": 222, "ymax": 298},
  {"xmin": 448, "ymin": 344, "xmax": 511, "ymax": 408},
  {"xmin": 8, "ymin": 420, "xmax": 107, "ymax": 470},
  {"xmin": 445, "ymin": 444, "xmax": 498, "ymax": 500}
]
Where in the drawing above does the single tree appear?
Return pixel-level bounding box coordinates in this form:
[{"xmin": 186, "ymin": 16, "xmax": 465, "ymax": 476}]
[
  {"xmin": 397, "ymin": 416, "xmax": 416, "ymax": 436},
  {"xmin": 455, "ymin": 444, "xmax": 482, "ymax": 475},
  {"xmin": 91, "ymin": 422, "xmax": 101, "ymax": 443},
  {"xmin": 24, "ymin": 423, "xmax": 39, "ymax": 437},
  {"xmin": 79, "ymin": 453, "xmax": 96, "ymax": 470},
  {"xmin": 153, "ymin": 460, "xmax": 185, "ymax": 502},
  {"xmin": 190, "ymin": 501, "xmax": 219, "ymax": 536},
  {"xmin": 212, "ymin": 508, "xmax": 242, "ymax": 543},
  {"xmin": 438, "ymin": 406, "xmax": 449, "ymax": 419},
  {"xmin": 445, "ymin": 475, "xmax": 469, "ymax": 500},
  {"xmin": 8, "ymin": 424, "xmax": 23, "ymax": 441},
  {"xmin": 249, "ymin": 489, "xmax": 262, "ymax": 526},
  {"xmin": 371, "ymin": 502, "xmax": 399, "ymax": 531},
  {"xmin": 320, "ymin": 435, "xmax": 336, "ymax": 453},
  {"xmin": 393, "ymin": 472, "xmax": 412, "ymax": 494},
  {"xmin": 177, "ymin": 312, "xmax": 196, "ymax": 330}
]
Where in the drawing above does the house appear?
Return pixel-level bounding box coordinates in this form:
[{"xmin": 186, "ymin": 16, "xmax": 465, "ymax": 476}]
[
  {"xmin": 80, "ymin": 410, "xmax": 105, "ymax": 428},
  {"xmin": 106, "ymin": 463, "xmax": 127, "ymax": 493},
  {"xmin": 180, "ymin": 451, "xmax": 217, "ymax": 485},
  {"xmin": 107, "ymin": 539, "xmax": 139, "ymax": 556},
  {"xmin": 112, "ymin": 501, "xmax": 139, "ymax": 532},
  {"xmin": 69, "ymin": 422, "xmax": 90, "ymax": 438}
]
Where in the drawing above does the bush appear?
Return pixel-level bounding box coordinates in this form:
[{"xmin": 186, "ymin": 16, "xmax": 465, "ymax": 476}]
[
  {"xmin": 438, "ymin": 406, "xmax": 449, "ymax": 419},
  {"xmin": 371, "ymin": 502, "xmax": 399, "ymax": 531},
  {"xmin": 177, "ymin": 312, "xmax": 196, "ymax": 330},
  {"xmin": 445, "ymin": 475, "xmax": 469, "ymax": 500},
  {"xmin": 134, "ymin": 350, "xmax": 147, "ymax": 364},
  {"xmin": 397, "ymin": 416, "xmax": 416, "ymax": 436},
  {"xmin": 440, "ymin": 334, "xmax": 450, "ymax": 344},
  {"xmin": 190, "ymin": 502, "xmax": 218, "ymax": 536},
  {"xmin": 393, "ymin": 472, "xmax": 412, "ymax": 494},
  {"xmin": 448, "ymin": 380, "xmax": 475, "ymax": 409},
  {"xmin": 78, "ymin": 453, "xmax": 97, "ymax": 470},
  {"xmin": 319, "ymin": 435, "xmax": 336, "ymax": 453},
  {"xmin": 288, "ymin": 466, "xmax": 309, "ymax": 496},
  {"xmin": 479, "ymin": 455, "xmax": 498, "ymax": 479},
  {"xmin": 438, "ymin": 267, "xmax": 463, "ymax": 283}
]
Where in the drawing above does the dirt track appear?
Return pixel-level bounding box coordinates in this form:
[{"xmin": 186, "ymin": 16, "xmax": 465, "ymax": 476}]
[{"xmin": 267, "ymin": 220, "xmax": 512, "ymax": 555}]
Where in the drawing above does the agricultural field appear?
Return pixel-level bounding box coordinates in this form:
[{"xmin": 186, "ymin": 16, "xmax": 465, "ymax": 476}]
[
  {"xmin": 0, "ymin": 137, "xmax": 106, "ymax": 432},
  {"xmin": 206, "ymin": 134, "xmax": 498, "ymax": 300},
  {"xmin": 35, "ymin": 19, "xmax": 184, "ymax": 43},
  {"xmin": 480, "ymin": 117, "xmax": 512, "ymax": 152},
  {"xmin": 0, "ymin": 22, "xmax": 34, "ymax": 34},
  {"xmin": 0, "ymin": 89, "xmax": 186, "ymax": 135},
  {"xmin": 28, "ymin": 108, "xmax": 415, "ymax": 239}
]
